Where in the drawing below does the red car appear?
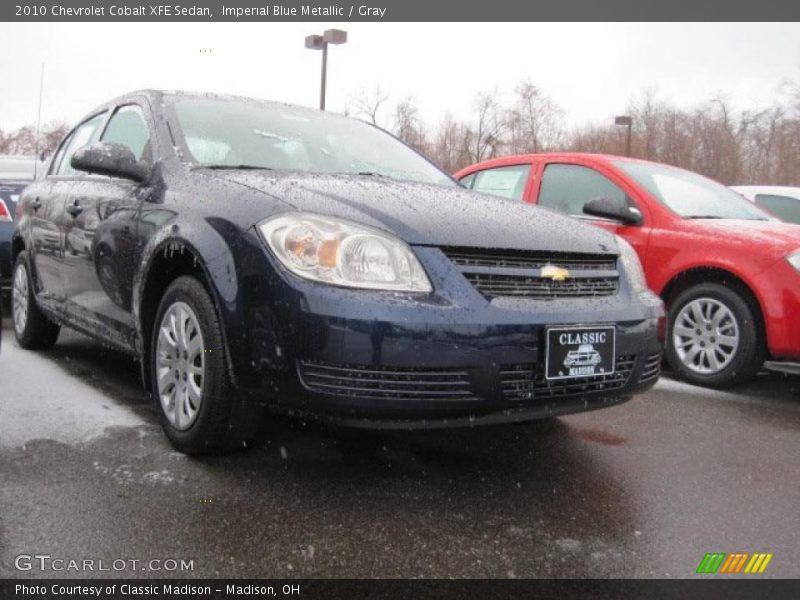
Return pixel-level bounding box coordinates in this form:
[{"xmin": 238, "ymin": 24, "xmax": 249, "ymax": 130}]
[{"xmin": 456, "ymin": 153, "xmax": 800, "ymax": 387}]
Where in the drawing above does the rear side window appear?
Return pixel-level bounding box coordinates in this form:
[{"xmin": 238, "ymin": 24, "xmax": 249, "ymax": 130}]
[
  {"xmin": 101, "ymin": 105, "xmax": 152, "ymax": 162},
  {"xmin": 470, "ymin": 165, "xmax": 530, "ymax": 200},
  {"xmin": 55, "ymin": 112, "xmax": 107, "ymax": 176},
  {"xmin": 754, "ymin": 194, "xmax": 800, "ymax": 224},
  {"xmin": 538, "ymin": 163, "xmax": 627, "ymax": 216}
]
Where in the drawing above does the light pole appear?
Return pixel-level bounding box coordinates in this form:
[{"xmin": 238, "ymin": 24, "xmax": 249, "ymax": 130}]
[
  {"xmin": 305, "ymin": 29, "xmax": 347, "ymax": 111},
  {"xmin": 615, "ymin": 115, "xmax": 632, "ymax": 157}
]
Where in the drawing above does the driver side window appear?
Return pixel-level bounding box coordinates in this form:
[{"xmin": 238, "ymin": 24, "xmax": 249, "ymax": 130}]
[
  {"xmin": 538, "ymin": 163, "xmax": 629, "ymax": 216},
  {"xmin": 101, "ymin": 105, "xmax": 152, "ymax": 163},
  {"xmin": 55, "ymin": 112, "xmax": 107, "ymax": 176}
]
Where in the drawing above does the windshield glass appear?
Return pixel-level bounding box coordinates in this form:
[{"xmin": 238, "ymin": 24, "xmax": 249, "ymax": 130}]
[
  {"xmin": 168, "ymin": 95, "xmax": 454, "ymax": 187},
  {"xmin": 614, "ymin": 160, "xmax": 772, "ymax": 220}
]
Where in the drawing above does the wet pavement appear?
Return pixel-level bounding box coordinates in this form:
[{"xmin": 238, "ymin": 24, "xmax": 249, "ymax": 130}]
[{"xmin": 1, "ymin": 315, "xmax": 798, "ymax": 579}]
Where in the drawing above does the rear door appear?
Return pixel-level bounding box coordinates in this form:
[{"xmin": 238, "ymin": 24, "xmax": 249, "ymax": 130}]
[
  {"xmin": 29, "ymin": 112, "xmax": 107, "ymax": 307},
  {"xmin": 532, "ymin": 160, "xmax": 652, "ymax": 266},
  {"xmin": 61, "ymin": 103, "xmax": 153, "ymax": 351},
  {"xmin": 463, "ymin": 163, "xmax": 533, "ymax": 202}
]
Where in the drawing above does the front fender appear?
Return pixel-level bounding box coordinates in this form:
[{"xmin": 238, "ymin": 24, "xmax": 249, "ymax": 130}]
[{"xmin": 133, "ymin": 214, "xmax": 245, "ymax": 384}]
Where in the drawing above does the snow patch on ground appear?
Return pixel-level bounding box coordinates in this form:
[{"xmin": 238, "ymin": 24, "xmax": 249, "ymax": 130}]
[{"xmin": 0, "ymin": 339, "xmax": 143, "ymax": 448}]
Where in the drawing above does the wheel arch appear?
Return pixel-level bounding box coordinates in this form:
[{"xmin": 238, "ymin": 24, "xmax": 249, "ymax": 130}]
[
  {"xmin": 11, "ymin": 233, "xmax": 26, "ymax": 265},
  {"xmin": 659, "ymin": 266, "xmax": 768, "ymax": 350},
  {"xmin": 135, "ymin": 237, "xmax": 237, "ymax": 393}
]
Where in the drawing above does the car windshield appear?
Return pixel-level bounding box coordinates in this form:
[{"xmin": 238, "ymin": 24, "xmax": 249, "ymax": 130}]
[
  {"xmin": 614, "ymin": 160, "xmax": 772, "ymax": 220},
  {"xmin": 168, "ymin": 95, "xmax": 454, "ymax": 187}
]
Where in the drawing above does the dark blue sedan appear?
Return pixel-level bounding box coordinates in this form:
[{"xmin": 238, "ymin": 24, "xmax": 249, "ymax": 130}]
[{"xmin": 11, "ymin": 91, "xmax": 664, "ymax": 454}]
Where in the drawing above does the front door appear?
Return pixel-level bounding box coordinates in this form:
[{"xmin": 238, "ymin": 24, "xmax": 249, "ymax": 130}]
[
  {"xmin": 30, "ymin": 112, "xmax": 108, "ymax": 308},
  {"xmin": 534, "ymin": 162, "xmax": 652, "ymax": 266},
  {"xmin": 61, "ymin": 104, "xmax": 152, "ymax": 351}
]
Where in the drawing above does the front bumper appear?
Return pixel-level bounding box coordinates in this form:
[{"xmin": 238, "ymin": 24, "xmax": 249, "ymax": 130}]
[
  {"xmin": 230, "ymin": 245, "xmax": 664, "ymax": 428},
  {"xmin": 751, "ymin": 258, "xmax": 800, "ymax": 360}
]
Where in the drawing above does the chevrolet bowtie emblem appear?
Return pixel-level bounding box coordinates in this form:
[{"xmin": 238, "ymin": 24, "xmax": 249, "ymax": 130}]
[{"xmin": 541, "ymin": 265, "xmax": 570, "ymax": 281}]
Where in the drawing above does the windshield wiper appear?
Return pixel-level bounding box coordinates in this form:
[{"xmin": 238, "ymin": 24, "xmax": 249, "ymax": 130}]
[
  {"xmin": 684, "ymin": 215, "xmax": 769, "ymax": 221},
  {"xmin": 194, "ymin": 164, "xmax": 273, "ymax": 171}
]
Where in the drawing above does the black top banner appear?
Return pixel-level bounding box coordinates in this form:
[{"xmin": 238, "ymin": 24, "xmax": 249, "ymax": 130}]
[{"xmin": 3, "ymin": 0, "xmax": 800, "ymax": 22}]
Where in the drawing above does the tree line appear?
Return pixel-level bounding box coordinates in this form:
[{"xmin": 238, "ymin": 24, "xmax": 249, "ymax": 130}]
[
  {"xmin": 3, "ymin": 79, "xmax": 799, "ymax": 186},
  {"xmin": 0, "ymin": 122, "xmax": 69, "ymax": 158},
  {"xmin": 348, "ymin": 79, "xmax": 800, "ymax": 185}
]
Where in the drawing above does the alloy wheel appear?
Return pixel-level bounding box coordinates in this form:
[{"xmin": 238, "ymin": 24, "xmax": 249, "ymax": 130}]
[
  {"xmin": 156, "ymin": 301, "xmax": 206, "ymax": 430},
  {"xmin": 12, "ymin": 264, "xmax": 29, "ymax": 337},
  {"xmin": 672, "ymin": 298, "xmax": 740, "ymax": 375}
]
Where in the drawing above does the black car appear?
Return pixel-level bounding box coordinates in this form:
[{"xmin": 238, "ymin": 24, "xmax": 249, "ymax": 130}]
[
  {"xmin": 11, "ymin": 91, "xmax": 664, "ymax": 454},
  {"xmin": 1, "ymin": 155, "xmax": 38, "ymax": 290}
]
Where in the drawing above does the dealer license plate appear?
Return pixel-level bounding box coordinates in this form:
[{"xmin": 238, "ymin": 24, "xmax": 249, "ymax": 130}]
[{"xmin": 545, "ymin": 326, "xmax": 616, "ymax": 381}]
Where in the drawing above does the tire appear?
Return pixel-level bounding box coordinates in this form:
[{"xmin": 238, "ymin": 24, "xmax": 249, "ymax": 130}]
[
  {"xmin": 11, "ymin": 251, "xmax": 60, "ymax": 350},
  {"xmin": 150, "ymin": 276, "xmax": 261, "ymax": 455},
  {"xmin": 665, "ymin": 282, "xmax": 764, "ymax": 388}
]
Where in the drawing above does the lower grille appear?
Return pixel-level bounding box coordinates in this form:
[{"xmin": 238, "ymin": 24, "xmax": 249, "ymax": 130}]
[
  {"xmin": 297, "ymin": 361, "xmax": 477, "ymax": 401},
  {"xmin": 500, "ymin": 355, "xmax": 636, "ymax": 402},
  {"xmin": 639, "ymin": 352, "xmax": 662, "ymax": 383},
  {"xmin": 465, "ymin": 274, "xmax": 619, "ymax": 298}
]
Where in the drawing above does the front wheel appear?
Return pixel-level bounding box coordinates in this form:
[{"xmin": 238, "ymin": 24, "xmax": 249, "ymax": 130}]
[
  {"xmin": 150, "ymin": 276, "xmax": 261, "ymax": 454},
  {"xmin": 11, "ymin": 252, "xmax": 60, "ymax": 349},
  {"xmin": 665, "ymin": 283, "xmax": 764, "ymax": 388}
]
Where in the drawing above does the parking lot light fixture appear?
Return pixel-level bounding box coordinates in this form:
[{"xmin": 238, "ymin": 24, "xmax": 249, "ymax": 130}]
[
  {"xmin": 305, "ymin": 29, "xmax": 348, "ymax": 111},
  {"xmin": 615, "ymin": 115, "xmax": 633, "ymax": 157}
]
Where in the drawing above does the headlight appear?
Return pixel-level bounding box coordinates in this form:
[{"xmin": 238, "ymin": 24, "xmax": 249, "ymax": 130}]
[
  {"xmin": 787, "ymin": 250, "xmax": 800, "ymax": 272},
  {"xmin": 617, "ymin": 236, "xmax": 648, "ymax": 294},
  {"xmin": 258, "ymin": 213, "xmax": 432, "ymax": 293}
]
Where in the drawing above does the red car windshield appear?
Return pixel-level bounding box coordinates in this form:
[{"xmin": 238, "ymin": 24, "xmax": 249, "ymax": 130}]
[{"xmin": 614, "ymin": 160, "xmax": 772, "ymax": 221}]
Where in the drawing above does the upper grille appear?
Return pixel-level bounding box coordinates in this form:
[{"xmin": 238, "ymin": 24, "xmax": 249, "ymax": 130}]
[
  {"xmin": 441, "ymin": 247, "xmax": 619, "ymax": 300},
  {"xmin": 297, "ymin": 361, "xmax": 477, "ymax": 402},
  {"xmin": 443, "ymin": 248, "xmax": 617, "ymax": 271},
  {"xmin": 500, "ymin": 354, "xmax": 636, "ymax": 402}
]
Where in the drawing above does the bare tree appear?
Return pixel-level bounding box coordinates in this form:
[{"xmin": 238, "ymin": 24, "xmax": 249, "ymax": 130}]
[
  {"xmin": 392, "ymin": 95, "xmax": 428, "ymax": 155},
  {"xmin": 470, "ymin": 89, "xmax": 506, "ymax": 163},
  {"xmin": 350, "ymin": 85, "xmax": 390, "ymax": 127},
  {"xmin": 507, "ymin": 80, "xmax": 563, "ymax": 153}
]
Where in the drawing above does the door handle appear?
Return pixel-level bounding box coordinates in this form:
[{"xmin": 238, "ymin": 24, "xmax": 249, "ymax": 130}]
[
  {"xmin": 66, "ymin": 202, "xmax": 83, "ymax": 217},
  {"xmin": 31, "ymin": 197, "xmax": 41, "ymax": 211}
]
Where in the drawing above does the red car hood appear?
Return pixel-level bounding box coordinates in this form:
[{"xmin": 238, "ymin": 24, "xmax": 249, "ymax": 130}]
[{"xmin": 686, "ymin": 219, "xmax": 800, "ymax": 257}]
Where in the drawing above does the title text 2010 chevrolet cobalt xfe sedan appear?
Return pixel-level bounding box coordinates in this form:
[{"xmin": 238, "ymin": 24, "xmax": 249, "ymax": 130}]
[{"xmin": 11, "ymin": 91, "xmax": 663, "ymax": 454}]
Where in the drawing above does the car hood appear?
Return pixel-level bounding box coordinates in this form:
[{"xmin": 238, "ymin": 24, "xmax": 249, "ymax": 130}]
[
  {"xmin": 686, "ymin": 218, "xmax": 800, "ymax": 255},
  {"xmin": 213, "ymin": 171, "xmax": 619, "ymax": 255}
]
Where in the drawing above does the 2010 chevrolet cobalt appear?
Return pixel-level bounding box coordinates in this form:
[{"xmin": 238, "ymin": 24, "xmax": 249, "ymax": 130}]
[{"xmin": 11, "ymin": 91, "xmax": 664, "ymax": 454}]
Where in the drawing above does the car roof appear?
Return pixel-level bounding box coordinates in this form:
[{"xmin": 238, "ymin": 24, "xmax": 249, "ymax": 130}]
[
  {"xmin": 458, "ymin": 152, "xmax": 662, "ymax": 174},
  {"xmin": 0, "ymin": 155, "xmax": 39, "ymax": 180},
  {"xmin": 82, "ymin": 89, "xmax": 332, "ymax": 122}
]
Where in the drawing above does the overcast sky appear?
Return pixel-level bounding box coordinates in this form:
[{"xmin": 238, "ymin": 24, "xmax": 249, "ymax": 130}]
[{"xmin": 1, "ymin": 22, "xmax": 799, "ymax": 132}]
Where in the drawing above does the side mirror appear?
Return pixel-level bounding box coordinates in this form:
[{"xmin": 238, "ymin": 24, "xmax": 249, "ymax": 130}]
[
  {"xmin": 583, "ymin": 196, "xmax": 643, "ymax": 226},
  {"xmin": 71, "ymin": 142, "xmax": 151, "ymax": 183}
]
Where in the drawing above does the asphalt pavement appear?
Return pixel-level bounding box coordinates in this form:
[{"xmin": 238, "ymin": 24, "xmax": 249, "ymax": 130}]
[{"xmin": 1, "ymin": 314, "xmax": 798, "ymax": 579}]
